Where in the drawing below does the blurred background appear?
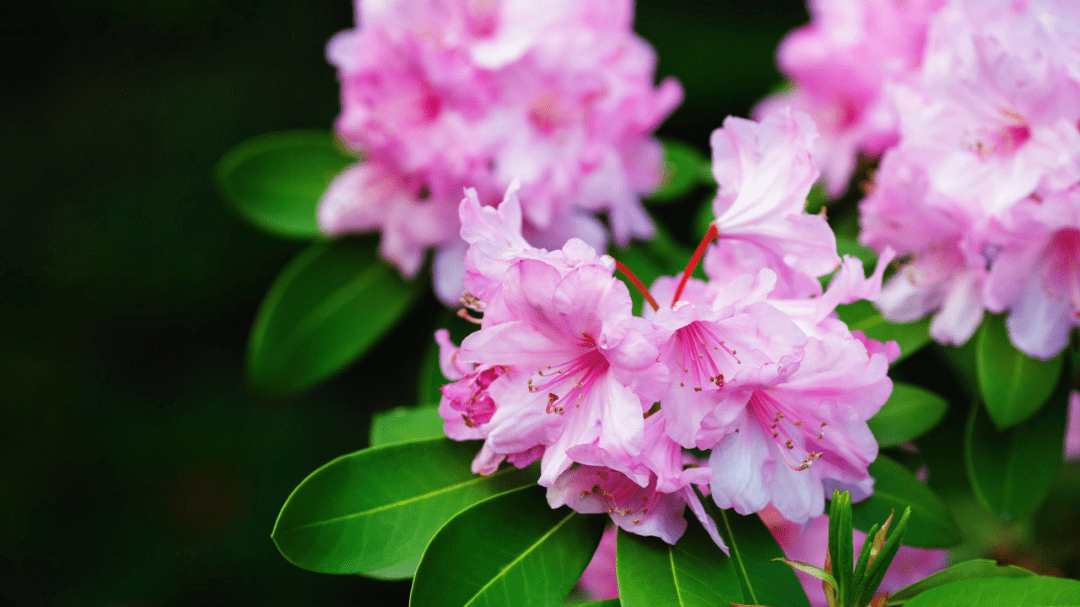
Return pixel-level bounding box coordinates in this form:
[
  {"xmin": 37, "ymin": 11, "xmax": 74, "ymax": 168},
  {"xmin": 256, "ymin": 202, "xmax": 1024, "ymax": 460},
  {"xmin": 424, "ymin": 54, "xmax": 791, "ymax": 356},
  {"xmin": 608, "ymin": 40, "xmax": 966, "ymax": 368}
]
[{"xmin": 1, "ymin": 1, "xmax": 810, "ymax": 604}]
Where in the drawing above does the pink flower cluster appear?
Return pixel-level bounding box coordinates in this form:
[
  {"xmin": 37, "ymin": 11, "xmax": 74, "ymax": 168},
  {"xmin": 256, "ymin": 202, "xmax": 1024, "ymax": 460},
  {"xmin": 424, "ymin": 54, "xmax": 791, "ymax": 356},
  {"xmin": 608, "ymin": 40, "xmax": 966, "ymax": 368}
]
[
  {"xmin": 318, "ymin": 0, "xmax": 681, "ymax": 303},
  {"xmin": 766, "ymin": 0, "xmax": 1080, "ymax": 359},
  {"xmin": 436, "ymin": 110, "xmax": 898, "ymax": 546},
  {"xmin": 755, "ymin": 0, "xmax": 946, "ymax": 196},
  {"xmin": 762, "ymin": 506, "xmax": 948, "ymax": 607}
]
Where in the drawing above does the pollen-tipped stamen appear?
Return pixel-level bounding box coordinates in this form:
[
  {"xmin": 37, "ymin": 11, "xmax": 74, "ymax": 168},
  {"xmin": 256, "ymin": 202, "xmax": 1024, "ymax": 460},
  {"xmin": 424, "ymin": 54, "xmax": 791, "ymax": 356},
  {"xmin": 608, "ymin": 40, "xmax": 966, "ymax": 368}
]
[{"xmin": 750, "ymin": 390, "xmax": 825, "ymax": 471}]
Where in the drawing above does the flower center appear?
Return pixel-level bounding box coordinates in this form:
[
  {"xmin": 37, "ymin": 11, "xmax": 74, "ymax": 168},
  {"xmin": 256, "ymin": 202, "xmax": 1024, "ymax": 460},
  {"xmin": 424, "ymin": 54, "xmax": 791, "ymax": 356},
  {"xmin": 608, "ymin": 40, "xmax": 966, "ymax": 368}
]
[
  {"xmin": 749, "ymin": 390, "xmax": 824, "ymax": 471},
  {"xmin": 526, "ymin": 335, "xmax": 608, "ymax": 414},
  {"xmin": 674, "ymin": 321, "xmax": 739, "ymax": 393}
]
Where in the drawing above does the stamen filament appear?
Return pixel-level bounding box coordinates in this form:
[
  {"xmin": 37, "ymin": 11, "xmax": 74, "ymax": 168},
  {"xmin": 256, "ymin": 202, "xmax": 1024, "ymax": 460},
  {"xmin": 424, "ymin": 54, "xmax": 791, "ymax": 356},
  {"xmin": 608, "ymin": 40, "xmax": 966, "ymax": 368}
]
[
  {"xmin": 672, "ymin": 223, "xmax": 719, "ymax": 306},
  {"xmin": 615, "ymin": 259, "xmax": 660, "ymax": 312}
]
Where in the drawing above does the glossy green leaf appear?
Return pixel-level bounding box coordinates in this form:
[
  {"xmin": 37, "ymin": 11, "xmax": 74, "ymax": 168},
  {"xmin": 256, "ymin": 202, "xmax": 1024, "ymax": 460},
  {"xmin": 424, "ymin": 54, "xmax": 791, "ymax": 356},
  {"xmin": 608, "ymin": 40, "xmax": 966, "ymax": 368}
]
[
  {"xmin": 247, "ymin": 237, "xmax": 422, "ymax": 395},
  {"xmin": 887, "ymin": 559, "xmax": 1034, "ymax": 606},
  {"xmin": 410, "ymin": 486, "xmax": 605, "ymax": 607},
  {"xmin": 836, "ymin": 301, "xmax": 932, "ymax": 364},
  {"xmin": 868, "ymin": 383, "xmax": 948, "ymax": 447},
  {"xmin": 271, "ymin": 439, "xmax": 535, "ymax": 576},
  {"xmin": 216, "ymin": 130, "xmax": 353, "ymax": 239},
  {"xmin": 964, "ymin": 395, "xmax": 1067, "ymax": 524},
  {"xmin": 647, "ymin": 140, "xmax": 712, "ymax": 204},
  {"xmin": 577, "ymin": 601, "xmax": 620, "ymax": 607},
  {"xmin": 362, "ymin": 555, "xmax": 424, "ymax": 581},
  {"xmin": 975, "ymin": 314, "xmax": 1064, "ymax": 429},
  {"xmin": 616, "ymin": 517, "xmax": 742, "ymax": 607},
  {"xmin": 369, "ymin": 405, "xmax": 443, "ymax": 446},
  {"xmin": 717, "ymin": 509, "xmax": 811, "ymax": 607},
  {"xmin": 903, "ymin": 576, "xmax": 1080, "ymax": 607},
  {"xmin": 851, "ymin": 455, "xmax": 961, "ymax": 548}
]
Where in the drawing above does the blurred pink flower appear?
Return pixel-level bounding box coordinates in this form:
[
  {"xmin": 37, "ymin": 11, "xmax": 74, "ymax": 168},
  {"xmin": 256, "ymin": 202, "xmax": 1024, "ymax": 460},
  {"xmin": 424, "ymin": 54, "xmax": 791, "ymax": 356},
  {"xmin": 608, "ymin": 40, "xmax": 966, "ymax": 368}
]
[
  {"xmin": 1067, "ymin": 391, "xmax": 1080, "ymax": 460},
  {"xmin": 856, "ymin": 0, "xmax": 1080, "ymax": 358},
  {"xmin": 319, "ymin": 0, "xmax": 681, "ymax": 303},
  {"xmin": 755, "ymin": 0, "xmax": 945, "ymax": 195}
]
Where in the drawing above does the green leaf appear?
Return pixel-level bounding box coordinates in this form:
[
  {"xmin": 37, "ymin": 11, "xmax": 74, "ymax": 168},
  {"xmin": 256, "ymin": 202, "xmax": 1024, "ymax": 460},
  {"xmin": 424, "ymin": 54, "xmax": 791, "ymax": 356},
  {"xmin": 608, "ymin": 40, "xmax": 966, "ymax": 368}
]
[
  {"xmin": 647, "ymin": 139, "xmax": 712, "ymax": 204},
  {"xmin": 835, "ymin": 300, "xmax": 932, "ymax": 364},
  {"xmin": 886, "ymin": 559, "xmax": 1034, "ymax": 606},
  {"xmin": 369, "ymin": 405, "xmax": 443, "ymax": 446},
  {"xmin": 851, "ymin": 455, "xmax": 961, "ymax": 549},
  {"xmin": 361, "ymin": 555, "xmax": 424, "ymax": 581},
  {"xmin": 271, "ymin": 438, "xmax": 535, "ymax": 576},
  {"xmin": 775, "ymin": 558, "xmax": 837, "ymax": 588},
  {"xmin": 216, "ymin": 130, "xmax": 353, "ymax": 239},
  {"xmin": 616, "ymin": 517, "xmax": 743, "ymax": 607},
  {"xmin": 410, "ymin": 486, "xmax": 605, "ymax": 607},
  {"xmin": 829, "ymin": 490, "xmax": 855, "ymax": 607},
  {"xmin": 717, "ymin": 509, "xmax": 811, "ymax": 607},
  {"xmin": 964, "ymin": 394, "xmax": 1068, "ymax": 524},
  {"xmin": 868, "ymin": 383, "xmax": 948, "ymax": 447},
  {"xmin": 975, "ymin": 314, "xmax": 1065, "ymax": 429},
  {"xmin": 577, "ymin": 601, "xmax": 620, "ymax": 607},
  {"xmin": 853, "ymin": 507, "xmax": 910, "ymax": 607},
  {"xmin": 247, "ymin": 237, "xmax": 422, "ymax": 395},
  {"xmin": 902, "ymin": 576, "xmax": 1080, "ymax": 607}
]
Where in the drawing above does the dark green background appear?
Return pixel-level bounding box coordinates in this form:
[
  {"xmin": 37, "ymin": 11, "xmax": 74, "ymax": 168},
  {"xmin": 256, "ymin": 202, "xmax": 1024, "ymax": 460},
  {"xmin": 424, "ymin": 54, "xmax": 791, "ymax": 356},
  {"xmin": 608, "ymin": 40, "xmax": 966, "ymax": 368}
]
[{"xmin": 1, "ymin": 1, "xmax": 807, "ymax": 604}]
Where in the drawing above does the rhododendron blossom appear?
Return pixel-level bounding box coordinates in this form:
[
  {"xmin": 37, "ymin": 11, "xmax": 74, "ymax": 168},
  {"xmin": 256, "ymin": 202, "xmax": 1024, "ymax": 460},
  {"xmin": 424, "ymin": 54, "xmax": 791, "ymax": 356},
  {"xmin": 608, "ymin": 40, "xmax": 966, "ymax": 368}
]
[
  {"xmin": 856, "ymin": 0, "xmax": 1080, "ymax": 358},
  {"xmin": 319, "ymin": 0, "xmax": 682, "ymax": 303},
  {"xmin": 436, "ymin": 110, "xmax": 897, "ymax": 544},
  {"xmin": 755, "ymin": 0, "xmax": 945, "ymax": 195}
]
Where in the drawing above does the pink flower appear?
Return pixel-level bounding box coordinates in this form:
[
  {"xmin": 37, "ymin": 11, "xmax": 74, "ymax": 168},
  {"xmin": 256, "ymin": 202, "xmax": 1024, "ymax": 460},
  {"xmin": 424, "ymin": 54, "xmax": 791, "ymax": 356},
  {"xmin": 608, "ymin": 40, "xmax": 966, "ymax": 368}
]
[
  {"xmin": 647, "ymin": 270, "xmax": 810, "ymax": 450},
  {"xmin": 319, "ymin": 0, "xmax": 681, "ymax": 303},
  {"xmin": 706, "ymin": 108, "xmax": 840, "ymax": 298},
  {"xmin": 985, "ymin": 191, "xmax": 1080, "ymax": 359},
  {"xmin": 547, "ymin": 460, "xmax": 722, "ymax": 549},
  {"xmin": 755, "ymin": 0, "xmax": 945, "ymax": 195},
  {"xmin": 762, "ymin": 506, "xmax": 948, "ymax": 607},
  {"xmin": 1067, "ymin": 391, "xmax": 1080, "ymax": 461},
  {"xmin": 440, "ymin": 253, "xmax": 668, "ymax": 486},
  {"xmin": 855, "ymin": 0, "xmax": 1080, "ymax": 356},
  {"xmin": 706, "ymin": 334, "xmax": 892, "ymax": 524},
  {"xmin": 437, "ymin": 107, "xmax": 897, "ymax": 544},
  {"xmin": 860, "ymin": 153, "xmax": 991, "ymax": 345}
]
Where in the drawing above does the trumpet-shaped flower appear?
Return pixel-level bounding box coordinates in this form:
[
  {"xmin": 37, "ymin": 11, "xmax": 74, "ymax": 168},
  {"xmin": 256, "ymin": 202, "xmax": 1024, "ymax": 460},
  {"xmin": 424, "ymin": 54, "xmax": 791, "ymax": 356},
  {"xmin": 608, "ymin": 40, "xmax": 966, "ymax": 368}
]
[
  {"xmin": 706, "ymin": 334, "xmax": 892, "ymax": 524},
  {"xmin": 706, "ymin": 108, "xmax": 839, "ymax": 298}
]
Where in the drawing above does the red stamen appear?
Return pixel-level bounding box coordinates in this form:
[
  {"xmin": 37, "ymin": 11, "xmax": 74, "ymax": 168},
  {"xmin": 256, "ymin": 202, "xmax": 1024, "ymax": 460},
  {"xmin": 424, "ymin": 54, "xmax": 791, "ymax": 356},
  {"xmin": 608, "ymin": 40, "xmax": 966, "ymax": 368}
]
[
  {"xmin": 671, "ymin": 223, "xmax": 719, "ymax": 306},
  {"xmin": 614, "ymin": 259, "xmax": 660, "ymax": 312}
]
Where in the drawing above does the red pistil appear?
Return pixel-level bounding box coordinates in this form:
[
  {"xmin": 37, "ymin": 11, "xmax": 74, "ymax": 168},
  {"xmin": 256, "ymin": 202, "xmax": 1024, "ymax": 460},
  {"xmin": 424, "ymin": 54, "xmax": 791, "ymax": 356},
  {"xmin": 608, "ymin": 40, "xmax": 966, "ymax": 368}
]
[
  {"xmin": 615, "ymin": 259, "xmax": 660, "ymax": 312},
  {"xmin": 671, "ymin": 223, "xmax": 719, "ymax": 306}
]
